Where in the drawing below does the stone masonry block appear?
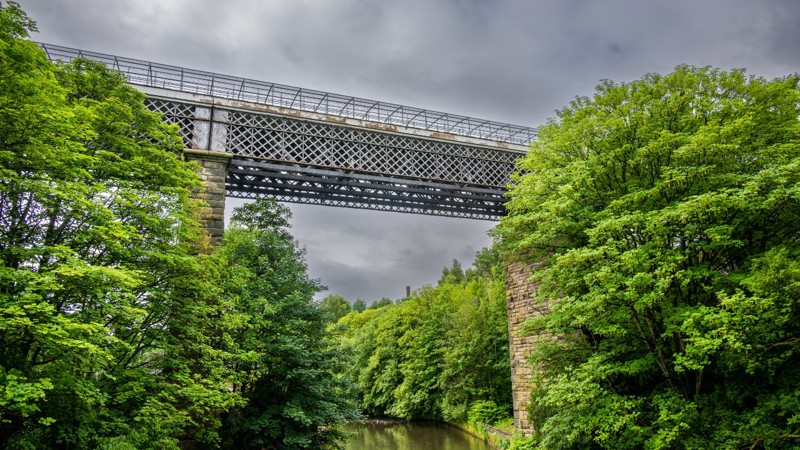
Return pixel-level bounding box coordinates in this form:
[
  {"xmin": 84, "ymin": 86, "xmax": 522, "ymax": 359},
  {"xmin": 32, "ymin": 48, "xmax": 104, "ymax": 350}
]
[
  {"xmin": 183, "ymin": 149, "xmax": 230, "ymax": 251},
  {"xmin": 505, "ymin": 258, "xmax": 552, "ymax": 437}
]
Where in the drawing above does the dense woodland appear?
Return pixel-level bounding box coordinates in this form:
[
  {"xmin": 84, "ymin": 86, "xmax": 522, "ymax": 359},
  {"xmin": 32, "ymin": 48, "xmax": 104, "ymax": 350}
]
[
  {"xmin": 3, "ymin": 2, "xmax": 800, "ymax": 449},
  {"xmin": 499, "ymin": 66, "xmax": 800, "ymax": 448},
  {"xmin": 328, "ymin": 250, "xmax": 512, "ymax": 426},
  {"xmin": 0, "ymin": 4, "xmax": 360, "ymax": 448}
]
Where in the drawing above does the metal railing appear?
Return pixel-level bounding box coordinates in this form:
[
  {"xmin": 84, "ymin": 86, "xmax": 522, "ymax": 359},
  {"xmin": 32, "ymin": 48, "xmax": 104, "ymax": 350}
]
[{"xmin": 37, "ymin": 42, "xmax": 537, "ymax": 146}]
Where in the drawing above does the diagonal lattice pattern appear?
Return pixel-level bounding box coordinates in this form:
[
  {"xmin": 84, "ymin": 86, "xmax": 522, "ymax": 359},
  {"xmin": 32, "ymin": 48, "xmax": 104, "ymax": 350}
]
[
  {"xmin": 39, "ymin": 44, "xmax": 537, "ymax": 220},
  {"xmin": 144, "ymin": 97, "xmax": 521, "ymax": 220},
  {"xmin": 225, "ymin": 109, "xmax": 517, "ymax": 188},
  {"xmin": 144, "ymin": 98, "xmax": 195, "ymax": 148},
  {"xmin": 37, "ymin": 43, "xmax": 530, "ymax": 219}
]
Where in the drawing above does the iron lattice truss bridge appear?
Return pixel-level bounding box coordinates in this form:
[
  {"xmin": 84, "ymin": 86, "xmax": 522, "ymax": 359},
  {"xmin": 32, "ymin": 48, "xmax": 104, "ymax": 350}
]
[{"xmin": 39, "ymin": 43, "xmax": 537, "ymax": 220}]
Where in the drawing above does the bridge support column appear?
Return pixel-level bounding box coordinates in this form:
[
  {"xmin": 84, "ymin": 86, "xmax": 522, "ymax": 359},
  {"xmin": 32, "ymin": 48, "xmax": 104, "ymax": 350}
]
[
  {"xmin": 505, "ymin": 259, "xmax": 551, "ymax": 436},
  {"xmin": 184, "ymin": 149, "xmax": 231, "ymax": 247}
]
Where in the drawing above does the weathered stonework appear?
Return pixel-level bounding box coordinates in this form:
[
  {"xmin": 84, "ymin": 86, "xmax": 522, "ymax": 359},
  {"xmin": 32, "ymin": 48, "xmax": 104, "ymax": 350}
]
[
  {"xmin": 505, "ymin": 259, "xmax": 551, "ymax": 436},
  {"xmin": 183, "ymin": 149, "xmax": 231, "ymax": 247}
]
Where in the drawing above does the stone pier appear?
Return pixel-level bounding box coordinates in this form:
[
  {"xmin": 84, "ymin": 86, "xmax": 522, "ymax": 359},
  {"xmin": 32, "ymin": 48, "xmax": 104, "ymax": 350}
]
[
  {"xmin": 183, "ymin": 149, "xmax": 231, "ymax": 247},
  {"xmin": 505, "ymin": 259, "xmax": 551, "ymax": 435}
]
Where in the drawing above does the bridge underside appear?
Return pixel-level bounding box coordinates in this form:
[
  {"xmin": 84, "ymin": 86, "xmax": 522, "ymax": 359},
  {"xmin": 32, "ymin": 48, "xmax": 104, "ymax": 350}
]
[{"xmin": 227, "ymin": 158, "xmax": 506, "ymax": 219}]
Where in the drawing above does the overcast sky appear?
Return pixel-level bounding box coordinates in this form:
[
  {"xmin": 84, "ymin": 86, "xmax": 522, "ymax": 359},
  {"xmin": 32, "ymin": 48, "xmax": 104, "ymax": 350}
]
[{"xmin": 19, "ymin": 0, "xmax": 800, "ymax": 302}]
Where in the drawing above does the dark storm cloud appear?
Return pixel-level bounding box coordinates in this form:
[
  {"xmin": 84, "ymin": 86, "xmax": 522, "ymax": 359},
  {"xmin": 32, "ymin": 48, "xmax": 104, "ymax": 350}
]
[
  {"xmin": 764, "ymin": 0, "xmax": 800, "ymax": 65},
  {"xmin": 19, "ymin": 0, "xmax": 800, "ymax": 303}
]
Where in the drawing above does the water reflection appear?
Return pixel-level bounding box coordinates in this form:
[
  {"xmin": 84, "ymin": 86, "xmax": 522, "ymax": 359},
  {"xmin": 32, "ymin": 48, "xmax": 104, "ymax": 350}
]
[{"xmin": 343, "ymin": 420, "xmax": 493, "ymax": 450}]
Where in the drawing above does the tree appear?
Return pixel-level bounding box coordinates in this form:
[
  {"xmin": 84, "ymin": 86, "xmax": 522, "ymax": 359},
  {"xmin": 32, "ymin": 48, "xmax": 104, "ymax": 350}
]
[
  {"xmin": 217, "ymin": 199, "xmax": 359, "ymax": 450},
  {"xmin": 439, "ymin": 259, "xmax": 465, "ymax": 284},
  {"xmin": 439, "ymin": 269, "xmax": 511, "ymax": 423},
  {"xmin": 498, "ymin": 66, "xmax": 800, "ymax": 449},
  {"xmin": 352, "ymin": 298, "xmax": 367, "ymax": 313},
  {"xmin": 1, "ymin": 4, "xmax": 360, "ymax": 449},
  {"xmin": 0, "ymin": 4, "xmax": 243, "ymax": 447},
  {"xmin": 467, "ymin": 246, "xmax": 502, "ymax": 280},
  {"xmin": 319, "ymin": 295, "xmax": 352, "ymax": 323},
  {"xmin": 368, "ymin": 297, "xmax": 394, "ymax": 309}
]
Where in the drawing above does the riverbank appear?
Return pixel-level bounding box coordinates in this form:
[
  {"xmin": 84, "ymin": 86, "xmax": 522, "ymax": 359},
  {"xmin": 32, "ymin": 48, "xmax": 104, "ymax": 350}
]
[{"xmin": 447, "ymin": 421, "xmax": 512, "ymax": 449}]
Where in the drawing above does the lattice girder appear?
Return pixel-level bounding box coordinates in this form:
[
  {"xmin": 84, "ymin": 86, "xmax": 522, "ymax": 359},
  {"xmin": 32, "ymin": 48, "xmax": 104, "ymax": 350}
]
[
  {"xmin": 149, "ymin": 97, "xmax": 519, "ymax": 176},
  {"xmin": 36, "ymin": 43, "xmax": 536, "ymax": 219},
  {"xmin": 147, "ymin": 98, "xmax": 521, "ymax": 220}
]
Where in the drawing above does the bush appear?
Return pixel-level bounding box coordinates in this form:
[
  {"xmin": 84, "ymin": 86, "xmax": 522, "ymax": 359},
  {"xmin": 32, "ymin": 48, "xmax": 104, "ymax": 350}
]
[{"xmin": 468, "ymin": 400, "xmax": 508, "ymax": 426}]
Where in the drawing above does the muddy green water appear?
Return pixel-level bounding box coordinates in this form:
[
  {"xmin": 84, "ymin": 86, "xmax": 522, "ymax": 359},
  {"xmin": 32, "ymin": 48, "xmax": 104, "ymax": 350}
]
[{"xmin": 343, "ymin": 420, "xmax": 494, "ymax": 450}]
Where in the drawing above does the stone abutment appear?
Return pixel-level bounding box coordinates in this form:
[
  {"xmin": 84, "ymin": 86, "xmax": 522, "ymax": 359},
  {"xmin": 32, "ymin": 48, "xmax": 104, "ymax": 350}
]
[
  {"xmin": 183, "ymin": 149, "xmax": 231, "ymax": 247},
  {"xmin": 505, "ymin": 259, "xmax": 552, "ymax": 436}
]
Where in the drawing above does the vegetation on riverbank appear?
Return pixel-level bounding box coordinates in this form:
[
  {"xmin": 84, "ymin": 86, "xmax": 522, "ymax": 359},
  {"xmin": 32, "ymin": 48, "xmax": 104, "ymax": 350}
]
[
  {"xmin": 333, "ymin": 248, "xmax": 514, "ymax": 428},
  {"xmin": 0, "ymin": 4, "xmax": 357, "ymax": 448},
  {"xmin": 499, "ymin": 66, "xmax": 800, "ymax": 448}
]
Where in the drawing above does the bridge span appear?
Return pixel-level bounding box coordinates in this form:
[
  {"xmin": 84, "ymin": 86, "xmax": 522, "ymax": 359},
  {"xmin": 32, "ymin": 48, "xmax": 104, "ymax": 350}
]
[{"xmin": 40, "ymin": 43, "xmax": 536, "ymax": 225}]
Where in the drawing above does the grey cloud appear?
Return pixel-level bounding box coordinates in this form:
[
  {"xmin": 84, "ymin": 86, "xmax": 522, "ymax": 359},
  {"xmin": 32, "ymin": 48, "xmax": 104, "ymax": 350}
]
[
  {"xmin": 285, "ymin": 204, "xmax": 492, "ymax": 302},
  {"xmin": 763, "ymin": 0, "xmax": 800, "ymax": 69},
  {"xmin": 225, "ymin": 198, "xmax": 492, "ymax": 303}
]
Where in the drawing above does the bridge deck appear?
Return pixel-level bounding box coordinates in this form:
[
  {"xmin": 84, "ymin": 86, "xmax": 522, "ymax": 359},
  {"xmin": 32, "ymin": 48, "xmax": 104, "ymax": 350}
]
[{"xmin": 38, "ymin": 43, "xmax": 535, "ymax": 220}]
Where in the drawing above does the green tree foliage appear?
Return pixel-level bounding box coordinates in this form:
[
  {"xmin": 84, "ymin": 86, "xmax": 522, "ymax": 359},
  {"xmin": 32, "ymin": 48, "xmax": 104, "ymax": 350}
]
[
  {"xmin": 337, "ymin": 249, "xmax": 511, "ymax": 424},
  {"xmin": 217, "ymin": 199, "xmax": 360, "ymax": 449},
  {"xmin": 0, "ymin": 4, "xmax": 358, "ymax": 448},
  {"xmin": 467, "ymin": 400, "xmax": 507, "ymax": 426},
  {"xmin": 0, "ymin": 3, "xmax": 242, "ymax": 448},
  {"xmin": 368, "ymin": 297, "xmax": 394, "ymax": 309},
  {"xmin": 319, "ymin": 295, "xmax": 353, "ymax": 323},
  {"xmin": 352, "ymin": 298, "xmax": 367, "ymax": 313},
  {"xmin": 439, "ymin": 259, "xmax": 465, "ymax": 284},
  {"xmin": 498, "ymin": 66, "xmax": 800, "ymax": 449},
  {"xmin": 469, "ymin": 247, "xmax": 502, "ymax": 281}
]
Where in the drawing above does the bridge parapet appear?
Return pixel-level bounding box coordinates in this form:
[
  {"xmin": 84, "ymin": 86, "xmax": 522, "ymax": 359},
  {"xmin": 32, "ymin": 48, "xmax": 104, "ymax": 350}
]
[
  {"xmin": 143, "ymin": 89, "xmax": 521, "ymax": 187},
  {"xmin": 38, "ymin": 43, "xmax": 537, "ymax": 146}
]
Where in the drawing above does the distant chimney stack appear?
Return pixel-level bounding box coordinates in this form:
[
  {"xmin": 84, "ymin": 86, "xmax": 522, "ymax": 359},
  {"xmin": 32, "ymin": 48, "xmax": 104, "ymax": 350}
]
[{"xmin": 405, "ymin": 286, "xmax": 411, "ymax": 297}]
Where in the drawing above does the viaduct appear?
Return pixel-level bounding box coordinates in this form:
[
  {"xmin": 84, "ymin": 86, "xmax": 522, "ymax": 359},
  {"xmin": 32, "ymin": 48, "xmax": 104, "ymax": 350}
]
[{"xmin": 40, "ymin": 43, "xmax": 544, "ymax": 435}]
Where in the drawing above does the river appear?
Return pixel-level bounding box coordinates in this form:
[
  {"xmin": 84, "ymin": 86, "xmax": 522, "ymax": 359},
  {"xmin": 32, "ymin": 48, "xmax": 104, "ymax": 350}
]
[{"xmin": 343, "ymin": 420, "xmax": 495, "ymax": 450}]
